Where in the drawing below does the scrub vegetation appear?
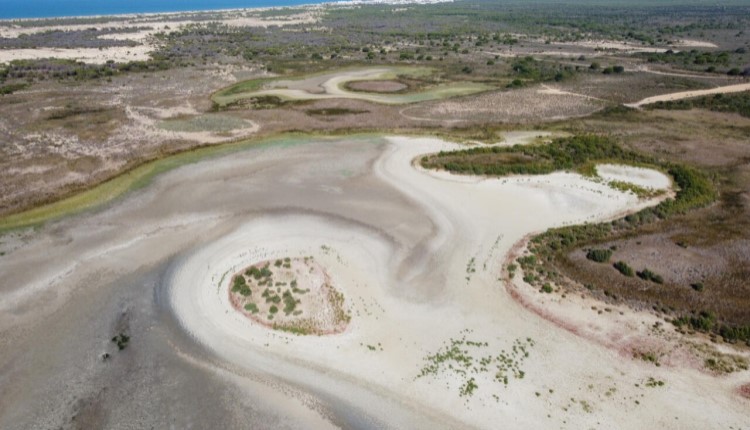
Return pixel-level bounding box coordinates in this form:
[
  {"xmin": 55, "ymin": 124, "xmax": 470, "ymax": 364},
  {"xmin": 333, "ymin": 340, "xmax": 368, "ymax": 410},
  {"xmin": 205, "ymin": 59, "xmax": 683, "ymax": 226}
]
[
  {"xmin": 422, "ymin": 133, "xmax": 750, "ymax": 347},
  {"xmin": 228, "ymin": 257, "xmax": 350, "ymax": 335},
  {"xmin": 417, "ymin": 331, "xmax": 535, "ymax": 400},
  {"xmin": 647, "ymin": 92, "xmax": 750, "ymax": 118}
]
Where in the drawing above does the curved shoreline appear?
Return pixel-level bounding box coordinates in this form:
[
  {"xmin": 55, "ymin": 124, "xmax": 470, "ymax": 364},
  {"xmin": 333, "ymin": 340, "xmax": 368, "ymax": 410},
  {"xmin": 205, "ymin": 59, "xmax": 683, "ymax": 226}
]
[
  {"xmin": 2, "ymin": 131, "xmax": 747, "ymax": 428},
  {"xmin": 164, "ymin": 134, "xmax": 748, "ymax": 428}
]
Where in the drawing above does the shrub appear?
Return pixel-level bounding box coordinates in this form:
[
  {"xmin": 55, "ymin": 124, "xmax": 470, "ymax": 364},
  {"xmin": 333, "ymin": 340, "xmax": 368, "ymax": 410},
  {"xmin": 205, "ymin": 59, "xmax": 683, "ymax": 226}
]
[
  {"xmin": 586, "ymin": 248, "xmax": 613, "ymax": 263},
  {"xmin": 613, "ymin": 261, "xmax": 634, "ymax": 277},
  {"xmin": 637, "ymin": 269, "xmax": 664, "ymax": 284},
  {"xmin": 541, "ymin": 284, "xmax": 553, "ymax": 293}
]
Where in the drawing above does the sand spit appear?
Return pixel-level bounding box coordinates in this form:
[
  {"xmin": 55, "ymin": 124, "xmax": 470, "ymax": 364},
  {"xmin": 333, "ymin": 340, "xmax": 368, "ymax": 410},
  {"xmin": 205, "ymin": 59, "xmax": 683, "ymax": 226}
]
[
  {"xmin": 1, "ymin": 134, "xmax": 747, "ymax": 429},
  {"xmin": 626, "ymin": 83, "xmax": 750, "ymax": 108},
  {"xmin": 596, "ymin": 164, "xmax": 672, "ymax": 190}
]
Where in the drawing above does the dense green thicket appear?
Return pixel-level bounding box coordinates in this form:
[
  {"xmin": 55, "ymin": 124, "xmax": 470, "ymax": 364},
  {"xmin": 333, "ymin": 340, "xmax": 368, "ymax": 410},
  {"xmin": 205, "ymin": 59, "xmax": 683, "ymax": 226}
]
[
  {"xmin": 648, "ymin": 92, "xmax": 750, "ymax": 118},
  {"xmin": 424, "ymin": 135, "xmax": 642, "ymax": 176}
]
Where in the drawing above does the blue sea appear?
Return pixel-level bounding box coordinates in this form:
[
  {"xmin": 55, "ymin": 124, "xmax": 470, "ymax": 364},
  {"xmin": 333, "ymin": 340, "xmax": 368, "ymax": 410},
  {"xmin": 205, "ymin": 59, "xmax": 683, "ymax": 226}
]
[{"xmin": 0, "ymin": 0, "xmax": 339, "ymax": 20}]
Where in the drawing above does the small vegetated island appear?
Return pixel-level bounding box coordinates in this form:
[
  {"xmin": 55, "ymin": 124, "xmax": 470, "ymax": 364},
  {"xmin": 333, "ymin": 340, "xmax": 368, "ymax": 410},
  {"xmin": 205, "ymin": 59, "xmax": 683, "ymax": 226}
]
[{"xmin": 228, "ymin": 256, "xmax": 350, "ymax": 335}]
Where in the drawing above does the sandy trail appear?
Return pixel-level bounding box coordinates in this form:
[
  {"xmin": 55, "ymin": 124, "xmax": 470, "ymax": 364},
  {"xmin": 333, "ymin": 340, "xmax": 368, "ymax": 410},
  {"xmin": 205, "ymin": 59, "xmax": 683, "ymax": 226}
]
[
  {"xmin": 0, "ymin": 134, "xmax": 747, "ymax": 429},
  {"xmin": 626, "ymin": 83, "xmax": 750, "ymax": 107}
]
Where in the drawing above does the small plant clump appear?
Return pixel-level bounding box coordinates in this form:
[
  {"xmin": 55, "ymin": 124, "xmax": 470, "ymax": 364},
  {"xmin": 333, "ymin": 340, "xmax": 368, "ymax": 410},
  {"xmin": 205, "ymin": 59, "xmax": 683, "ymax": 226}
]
[
  {"xmin": 586, "ymin": 248, "xmax": 613, "ymax": 263},
  {"xmin": 645, "ymin": 377, "xmax": 665, "ymax": 387},
  {"xmin": 613, "ymin": 261, "xmax": 635, "ymax": 277},
  {"xmin": 417, "ymin": 332, "xmax": 535, "ymax": 399},
  {"xmin": 637, "ymin": 268, "xmax": 664, "ymax": 284},
  {"xmin": 111, "ymin": 333, "xmax": 130, "ymax": 351}
]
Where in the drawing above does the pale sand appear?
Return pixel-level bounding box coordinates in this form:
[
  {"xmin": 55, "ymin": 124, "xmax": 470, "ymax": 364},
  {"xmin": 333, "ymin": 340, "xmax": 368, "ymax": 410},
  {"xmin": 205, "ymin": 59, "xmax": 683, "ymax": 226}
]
[
  {"xmin": 626, "ymin": 84, "xmax": 750, "ymax": 108},
  {"xmin": 166, "ymin": 135, "xmax": 747, "ymax": 429},
  {"xmin": 552, "ymin": 39, "xmax": 671, "ymax": 54},
  {"xmin": 672, "ymin": 39, "xmax": 719, "ymax": 48},
  {"xmin": 0, "ymin": 45, "xmax": 154, "ymax": 64},
  {"xmin": 0, "ymin": 10, "xmax": 319, "ymax": 64},
  {"xmin": 1, "ymin": 134, "xmax": 747, "ymax": 428},
  {"xmin": 596, "ymin": 164, "xmax": 672, "ymax": 190}
]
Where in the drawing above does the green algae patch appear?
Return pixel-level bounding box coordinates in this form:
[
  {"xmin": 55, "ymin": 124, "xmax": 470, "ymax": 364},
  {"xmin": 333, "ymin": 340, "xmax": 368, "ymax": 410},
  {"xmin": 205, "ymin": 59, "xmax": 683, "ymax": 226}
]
[{"xmin": 0, "ymin": 134, "xmax": 323, "ymax": 234}]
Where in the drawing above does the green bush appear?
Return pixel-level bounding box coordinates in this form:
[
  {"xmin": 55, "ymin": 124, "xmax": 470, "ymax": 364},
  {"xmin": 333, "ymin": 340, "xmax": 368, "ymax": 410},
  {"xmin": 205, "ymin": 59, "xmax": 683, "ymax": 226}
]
[
  {"xmin": 586, "ymin": 248, "xmax": 613, "ymax": 263},
  {"xmin": 613, "ymin": 261, "xmax": 634, "ymax": 277},
  {"xmin": 637, "ymin": 268, "xmax": 664, "ymax": 284}
]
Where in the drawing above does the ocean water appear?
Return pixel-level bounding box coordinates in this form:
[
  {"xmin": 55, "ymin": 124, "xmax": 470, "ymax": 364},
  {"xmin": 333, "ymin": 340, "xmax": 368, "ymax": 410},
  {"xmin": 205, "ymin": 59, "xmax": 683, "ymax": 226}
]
[{"xmin": 0, "ymin": 0, "xmax": 338, "ymax": 20}]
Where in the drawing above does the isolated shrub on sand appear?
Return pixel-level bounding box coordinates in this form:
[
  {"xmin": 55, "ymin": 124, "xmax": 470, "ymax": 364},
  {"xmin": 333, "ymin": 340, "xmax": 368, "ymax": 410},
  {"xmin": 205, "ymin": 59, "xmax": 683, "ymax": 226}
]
[
  {"xmin": 613, "ymin": 261, "xmax": 634, "ymax": 277},
  {"xmin": 586, "ymin": 248, "xmax": 613, "ymax": 263}
]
